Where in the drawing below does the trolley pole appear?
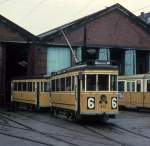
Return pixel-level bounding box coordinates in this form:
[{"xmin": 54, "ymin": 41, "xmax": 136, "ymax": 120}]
[{"xmin": 60, "ymin": 29, "xmax": 78, "ymax": 63}]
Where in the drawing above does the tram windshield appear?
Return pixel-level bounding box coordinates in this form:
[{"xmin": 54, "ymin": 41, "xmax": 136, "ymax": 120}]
[{"xmin": 83, "ymin": 74, "xmax": 117, "ymax": 91}]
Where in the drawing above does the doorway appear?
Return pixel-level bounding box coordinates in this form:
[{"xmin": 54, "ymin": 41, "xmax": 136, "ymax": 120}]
[{"xmin": 5, "ymin": 42, "xmax": 29, "ymax": 105}]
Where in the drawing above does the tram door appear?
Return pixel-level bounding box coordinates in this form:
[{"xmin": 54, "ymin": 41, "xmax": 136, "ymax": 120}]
[{"xmin": 36, "ymin": 82, "xmax": 40, "ymax": 109}]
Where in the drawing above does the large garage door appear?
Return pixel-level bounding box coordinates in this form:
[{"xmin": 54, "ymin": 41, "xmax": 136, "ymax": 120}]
[{"xmin": 47, "ymin": 47, "xmax": 71, "ymax": 74}]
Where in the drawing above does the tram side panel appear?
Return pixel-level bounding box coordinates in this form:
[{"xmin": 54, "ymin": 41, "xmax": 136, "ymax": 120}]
[
  {"xmin": 144, "ymin": 93, "xmax": 150, "ymax": 108},
  {"xmin": 11, "ymin": 79, "xmax": 50, "ymax": 109},
  {"xmin": 11, "ymin": 80, "xmax": 36, "ymax": 106},
  {"xmin": 50, "ymin": 76, "xmax": 76, "ymax": 112}
]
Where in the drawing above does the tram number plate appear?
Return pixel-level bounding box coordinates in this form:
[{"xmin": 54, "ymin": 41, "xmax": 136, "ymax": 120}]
[
  {"xmin": 111, "ymin": 97, "xmax": 117, "ymax": 109},
  {"xmin": 87, "ymin": 97, "xmax": 95, "ymax": 109}
]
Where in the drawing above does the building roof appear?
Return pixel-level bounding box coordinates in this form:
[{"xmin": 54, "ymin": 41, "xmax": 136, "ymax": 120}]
[
  {"xmin": 0, "ymin": 14, "xmax": 37, "ymax": 42},
  {"xmin": 38, "ymin": 3, "xmax": 150, "ymax": 41}
]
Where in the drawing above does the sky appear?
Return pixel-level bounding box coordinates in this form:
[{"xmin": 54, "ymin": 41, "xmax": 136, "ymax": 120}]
[{"xmin": 0, "ymin": 0, "xmax": 150, "ymax": 35}]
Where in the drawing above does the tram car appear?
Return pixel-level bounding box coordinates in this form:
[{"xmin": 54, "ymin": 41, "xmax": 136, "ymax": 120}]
[
  {"xmin": 11, "ymin": 76, "xmax": 50, "ymax": 110},
  {"xmin": 118, "ymin": 74, "xmax": 150, "ymax": 109},
  {"xmin": 11, "ymin": 63, "xmax": 119, "ymax": 120},
  {"xmin": 49, "ymin": 64, "xmax": 118, "ymax": 120}
]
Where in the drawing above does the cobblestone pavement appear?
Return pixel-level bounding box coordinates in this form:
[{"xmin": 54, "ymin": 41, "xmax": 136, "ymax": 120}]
[{"xmin": 0, "ymin": 109, "xmax": 150, "ymax": 146}]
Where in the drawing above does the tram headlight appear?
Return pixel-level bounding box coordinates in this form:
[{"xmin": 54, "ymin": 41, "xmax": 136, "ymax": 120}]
[{"xmin": 100, "ymin": 95, "xmax": 107, "ymax": 104}]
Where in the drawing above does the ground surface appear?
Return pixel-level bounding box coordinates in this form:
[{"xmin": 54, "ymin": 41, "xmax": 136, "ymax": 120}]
[{"xmin": 0, "ymin": 109, "xmax": 150, "ymax": 146}]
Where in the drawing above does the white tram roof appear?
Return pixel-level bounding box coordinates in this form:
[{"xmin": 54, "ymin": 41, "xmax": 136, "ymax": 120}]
[{"xmin": 50, "ymin": 63, "xmax": 118, "ymax": 77}]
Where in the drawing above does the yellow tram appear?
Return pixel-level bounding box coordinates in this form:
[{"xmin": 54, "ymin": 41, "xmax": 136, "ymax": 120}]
[
  {"xmin": 50, "ymin": 64, "xmax": 118, "ymax": 120},
  {"xmin": 118, "ymin": 74, "xmax": 150, "ymax": 109},
  {"xmin": 11, "ymin": 63, "xmax": 119, "ymax": 120}
]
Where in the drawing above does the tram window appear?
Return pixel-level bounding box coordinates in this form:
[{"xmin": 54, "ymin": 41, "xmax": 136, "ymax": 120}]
[
  {"xmin": 22, "ymin": 82, "xmax": 26, "ymax": 91},
  {"xmin": 44, "ymin": 82, "xmax": 50, "ymax": 92},
  {"xmin": 132, "ymin": 82, "xmax": 135, "ymax": 91},
  {"xmin": 127, "ymin": 82, "xmax": 130, "ymax": 91},
  {"xmin": 98, "ymin": 75, "xmax": 108, "ymax": 91},
  {"xmin": 28, "ymin": 82, "xmax": 32, "ymax": 91},
  {"xmin": 41, "ymin": 82, "xmax": 44, "ymax": 92},
  {"xmin": 72, "ymin": 76, "xmax": 75, "ymax": 91},
  {"xmin": 82, "ymin": 75, "xmax": 85, "ymax": 91},
  {"xmin": 66, "ymin": 77, "xmax": 71, "ymax": 91},
  {"xmin": 14, "ymin": 82, "xmax": 18, "ymax": 91},
  {"xmin": 33, "ymin": 82, "xmax": 35, "ymax": 91},
  {"xmin": 18, "ymin": 82, "xmax": 21, "ymax": 91},
  {"xmin": 136, "ymin": 80, "xmax": 141, "ymax": 92},
  {"xmin": 52, "ymin": 80, "xmax": 55, "ymax": 91},
  {"xmin": 61, "ymin": 78, "xmax": 65, "ymax": 91},
  {"xmin": 87, "ymin": 75, "xmax": 96, "ymax": 91},
  {"xmin": 147, "ymin": 80, "xmax": 150, "ymax": 92},
  {"xmin": 118, "ymin": 81, "xmax": 124, "ymax": 91},
  {"xmin": 56, "ymin": 79, "xmax": 60, "ymax": 91},
  {"xmin": 110, "ymin": 75, "xmax": 117, "ymax": 91}
]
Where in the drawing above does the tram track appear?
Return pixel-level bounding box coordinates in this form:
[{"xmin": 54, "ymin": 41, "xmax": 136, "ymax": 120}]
[
  {"xmin": 1, "ymin": 110, "xmax": 150, "ymax": 146},
  {"xmin": 9, "ymin": 112, "xmax": 112, "ymax": 145},
  {"xmin": 15, "ymin": 111, "xmax": 100, "ymax": 137},
  {"xmin": 0, "ymin": 112, "xmax": 81, "ymax": 146},
  {"xmin": 81, "ymin": 125, "xmax": 133, "ymax": 146},
  {"xmin": 0, "ymin": 131, "xmax": 55, "ymax": 146},
  {"xmin": 108, "ymin": 122, "xmax": 150, "ymax": 140},
  {"xmin": 0, "ymin": 122, "xmax": 29, "ymax": 131}
]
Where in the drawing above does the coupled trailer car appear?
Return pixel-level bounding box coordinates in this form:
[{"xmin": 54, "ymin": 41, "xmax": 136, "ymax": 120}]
[{"xmin": 118, "ymin": 74, "xmax": 150, "ymax": 109}]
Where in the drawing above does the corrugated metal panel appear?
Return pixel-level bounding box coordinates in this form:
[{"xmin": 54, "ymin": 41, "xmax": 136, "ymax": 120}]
[
  {"xmin": 47, "ymin": 47, "xmax": 71, "ymax": 74},
  {"xmin": 99, "ymin": 48, "xmax": 110, "ymax": 61},
  {"xmin": 125, "ymin": 49, "xmax": 136, "ymax": 75},
  {"xmin": 77, "ymin": 47, "xmax": 82, "ymax": 62}
]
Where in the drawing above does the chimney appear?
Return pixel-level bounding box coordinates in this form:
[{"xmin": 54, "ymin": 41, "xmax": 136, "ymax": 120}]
[{"xmin": 140, "ymin": 12, "xmax": 145, "ymax": 17}]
